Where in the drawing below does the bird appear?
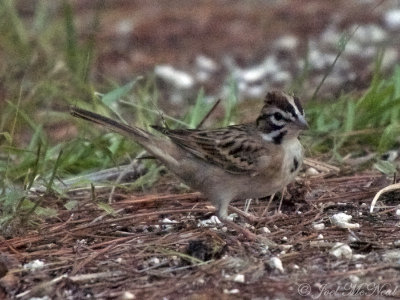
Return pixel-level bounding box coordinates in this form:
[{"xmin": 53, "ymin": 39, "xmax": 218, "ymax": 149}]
[{"xmin": 70, "ymin": 90, "xmax": 308, "ymax": 222}]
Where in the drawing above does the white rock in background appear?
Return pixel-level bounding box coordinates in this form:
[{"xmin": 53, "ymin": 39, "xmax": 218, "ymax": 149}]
[
  {"xmin": 380, "ymin": 48, "xmax": 399, "ymax": 71},
  {"xmin": 330, "ymin": 212, "xmax": 360, "ymax": 229},
  {"xmin": 239, "ymin": 56, "xmax": 280, "ymax": 83},
  {"xmin": 155, "ymin": 65, "xmax": 194, "ymax": 89},
  {"xmin": 244, "ymin": 84, "xmax": 268, "ymax": 99},
  {"xmin": 272, "ymin": 70, "xmax": 292, "ymax": 85},
  {"xmin": 352, "ymin": 24, "xmax": 387, "ymax": 44},
  {"xmin": 308, "ymin": 45, "xmax": 337, "ymax": 70},
  {"xmin": 195, "ymin": 55, "xmax": 219, "ymax": 82},
  {"xmin": 116, "ymin": 19, "xmax": 134, "ymax": 35},
  {"xmin": 195, "ymin": 55, "xmax": 218, "ymax": 72},
  {"xmin": 329, "ymin": 242, "xmax": 352, "ymax": 259},
  {"xmin": 384, "ymin": 9, "xmax": 400, "ymax": 30},
  {"xmin": 273, "ymin": 35, "xmax": 299, "ymax": 51},
  {"xmin": 320, "ymin": 25, "xmax": 341, "ymax": 47},
  {"xmin": 343, "ymin": 40, "xmax": 363, "ymax": 56}
]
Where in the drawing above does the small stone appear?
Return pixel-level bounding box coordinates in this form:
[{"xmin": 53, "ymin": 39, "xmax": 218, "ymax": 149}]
[
  {"xmin": 154, "ymin": 65, "xmax": 194, "ymax": 89},
  {"xmin": 149, "ymin": 257, "xmax": 160, "ymax": 265},
  {"xmin": 223, "ymin": 289, "xmax": 240, "ymax": 294},
  {"xmin": 23, "ymin": 259, "xmax": 45, "ymax": 271},
  {"xmin": 384, "ymin": 9, "xmax": 400, "ymax": 30},
  {"xmin": 273, "ymin": 35, "xmax": 298, "ymax": 51},
  {"xmin": 330, "ymin": 212, "xmax": 360, "ymax": 229},
  {"xmin": 352, "ymin": 254, "xmax": 367, "ymax": 260},
  {"xmin": 305, "ymin": 167, "xmax": 319, "ymax": 176},
  {"xmin": 269, "ymin": 256, "xmax": 284, "ymax": 272},
  {"xmin": 329, "ymin": 242, "xmax": 352, "ymax": 259},
  {"xmin": 120, "ymin": 291, "xmax": 136, "ymax": 300},
  {"xmin": 261, "ymin": 226, "xmax": 271, "ymax": 234},
  {"xmin": 233, "ymin": 274, "xmax": 245, "ymax": 283},
  {"xmin": 195, "ymin": 55, "xmax": 218, "ymax": 72},
  {"xmin": 349, "ymin": 275, "xmax": 360, "ymax": 284},
  {"xmin": 313, "ymin": 223, "xmax": 325, "ymax": 230},
  {"xmin": 383, "ymin": 250, "xmax": 400, "ymax": 261}
]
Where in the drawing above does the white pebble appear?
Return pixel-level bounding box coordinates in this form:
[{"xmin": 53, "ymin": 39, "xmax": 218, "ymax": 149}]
[
  {"xmin": 269, "ymin": 256, "xmax": 284, "ymax": 272},
  {"xmin": 313, "ymin": 223, "xmax": 325, "ymax": 230},
  {"xmin": 394, "ymin": 240, "xmax": 400, "ymax": 247},
  {"xmin": 384, "ymin": 9, "xmax": 400, "ymax": 30},
  {"xmin": 261, "ymin": 226, "xmax": 271, "ymax": 234},
  {"xmin": 383, "ymin": 250, "xmax": 400, "ymax": 261},
  {"xmin": 121, "ymin": 291, "xmax": 136, "ymax": 300},
  {"xmin": 233, "ymin": 274, "xmax": 245, "ymax": 283},
  {"xmin": 223, "ymin": 289, "xmax": 240, "ymax": 294},
  {"xmin": 162, "ymin": 217, "xmax": 178, "ymax": 231},
  {"xmin": 396, "ymin": 209, "xmax": 400, "ymax": 216},
  {"xmin": 150, "ymin": 257, "xmax": 160, "ymax": 265},
  {"xmin": 273, "ymin": 35, "xmax": 298, "ymax": 51},
  {"xmin": 330, "ymin": 212, "xmax": 360, "ymax": 229},
  {"xmin": 195, "ymin": 55, "xmax": 218, "ymax": 72},
  {"xmin": 352, "ymin": 24, "xmax": 387, "ymax": 44},
  {"xmin": 154, "ymin": 65, "xmax": 194, "ymax": 89},
  {"xmin": 305, "ymin": 167, "xmax": 319, "ymax": 176},
  {"xmin": 329, "ymin": 242, "xmax": 352, "ymax": 259},
  {"xmin": 197, "ymin": 215, "xmax": 222, "ymax": 227},
  {"xmin": 23, "ymin": 259, "xmax": 45, "ymax": 271},
  {"xmin": 352, "ymin": 254, "xmax": 367, "ymax": 260},
  {"xmin": 349, "ymin": 275, "xmax": 360, "ymax": 283}
]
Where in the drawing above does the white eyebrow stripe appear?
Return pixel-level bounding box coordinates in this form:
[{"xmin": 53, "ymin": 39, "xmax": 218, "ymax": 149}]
[{"xmin": 287, "ymin": 96, "xmax": 302, "ymax": 117}]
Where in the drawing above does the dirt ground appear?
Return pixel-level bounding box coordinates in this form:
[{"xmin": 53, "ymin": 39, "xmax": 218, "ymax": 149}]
[
  {"xmin": 2, "ymin": 1, "xmax": 400, "ymax": 299},
  {"xmin": 1, "ymin": 171, "xmax": 400, "ymax": 299}
]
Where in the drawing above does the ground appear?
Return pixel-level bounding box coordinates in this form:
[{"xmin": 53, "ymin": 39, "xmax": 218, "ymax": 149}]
[
  {"xmin": 1, "ymin": 170, "xmax": 400, "ymax": 299},
  {"xmin": 1, "ymin": 1, "xmax": 400, "ymax": 299}
]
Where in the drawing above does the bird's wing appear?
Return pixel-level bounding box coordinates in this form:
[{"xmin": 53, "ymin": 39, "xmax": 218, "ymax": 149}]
[{"xmin": 152, "ymin": 124, "xmax": 278, "ymax": 174}]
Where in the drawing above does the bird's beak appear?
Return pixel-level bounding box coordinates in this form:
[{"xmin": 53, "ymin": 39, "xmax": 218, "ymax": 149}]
[{"xmin": 294, "ymin": 115, "xmax": 309, "ymax": 130}]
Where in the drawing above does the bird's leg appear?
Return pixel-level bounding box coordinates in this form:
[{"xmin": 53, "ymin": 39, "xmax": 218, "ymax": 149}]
[
  {"xmin": 277, "ymin": 187, "xmax": 286, "ymax": 214},
  {"xmin": 261, "ymin": 194, "xmax": 275, "ymax": 218},
  {"xmin": 228, "ymin": 204, "xmax": 260, "ymax": 223},
  {"xmin": 215, "ymin": 200, "xmax": 258, "ymax": 240}
]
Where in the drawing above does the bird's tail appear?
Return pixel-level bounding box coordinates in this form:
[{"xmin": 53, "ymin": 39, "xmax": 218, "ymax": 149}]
[
  {"xmin": 70, "ymin": 106, "xmax": 152, "ymax": 143},
  {"xmin": 70, "ymin": 106, "xmax": 180, "ymax": 167}
]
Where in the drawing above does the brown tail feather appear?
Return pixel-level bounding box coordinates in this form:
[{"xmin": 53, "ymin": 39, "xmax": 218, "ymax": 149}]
[{"xmin": 70, "ymin": 106, "xmax": 151, "ymax": 142}]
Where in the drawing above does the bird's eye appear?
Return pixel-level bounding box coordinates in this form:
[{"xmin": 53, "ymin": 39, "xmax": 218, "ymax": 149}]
[{"xmin": 273, "ymin": 112, "xmax": 283, "ymax": 121}]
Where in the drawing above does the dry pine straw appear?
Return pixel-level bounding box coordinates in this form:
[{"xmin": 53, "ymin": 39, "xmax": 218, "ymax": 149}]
[{"xmin": 1, "ymin": 172, "xmax": 400, "ymax": 299}]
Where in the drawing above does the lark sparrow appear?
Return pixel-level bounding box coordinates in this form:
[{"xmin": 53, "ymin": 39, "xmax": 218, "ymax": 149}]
[{"xmin": 71, "ymin": 91, "xmax": 308, "ymax": 220}]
